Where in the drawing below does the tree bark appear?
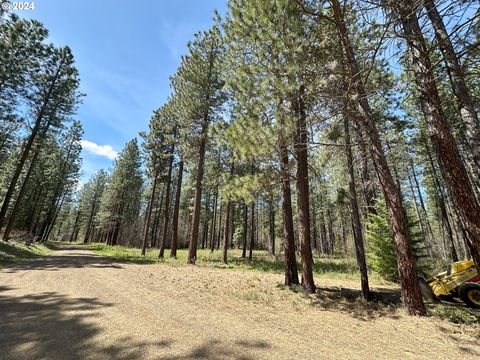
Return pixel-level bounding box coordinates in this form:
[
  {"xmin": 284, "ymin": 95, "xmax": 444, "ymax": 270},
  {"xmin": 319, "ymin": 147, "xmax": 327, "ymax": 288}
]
[
  {"xmin": 222, "ymin": 200, "xmax": 232, "ymax": 264},
  {"xmin": 83, "ymin": 196, "xmax": 98, "ymax": 244},
  {"xmin": 293, "ymin": 85, "xmax": 316, "ymax": 293},
  {"xmin": 311, "ymin": 200, "xmax": 319, "ymax": 253},
  {"xmin": 159, "ymin": 154, "xmax": 174, "ymax": 258},
  {"xmin": 69, "ymin": 209, "xmax": 81, "ymax": 242},
  {"xmin": 216, "ymin": 202, "xmax": 223, "ymax": 250},
  {"xmin": 201, "ymin": 195, "xmax": 210, "ymax": 250},
  {"xmin": 141, "ymin": 169, "xmax": 159, "ymax": 256},
  {"xmin": 422, "ymin": 136, "xmax": 457, "ymax": 260},
  {"xmin": 210, "ymin": 189, "xmax": 218, "ymax": 252},
  {"xmin": 171, "ymin": 159, "xmax": 183, "ymax": 258},
  {"xmin": 153, "ymin": 185, "xmax": 165, "ymax": 248},
  {"xmin": 395, "ymin": 1, "xmax": 480, "ymax": 268},
  {"xmin": 187, "ymin": 122, "xmax": 208, "ymax": 264},
  {"xmin": 359, "ymin": 134, "xmax": 376, "ymax": 216},
  {"xmin": 248, "ymin": 199, "xmax": 255, "ymax": 261},
  {"xmin": 343, "ymin": 114, "xmax": 370, "ymax": 301},
  {"xmin": 424, "ymin": 0, "xmax": 480, "ymax": 170},
  {"xmin": 331, "ymin": 0, "xmax": 426, "ymax": 315},
  {"xmin": 222, "ymin": 162, "xmax": 234, "ymax": 263},
  {"xmin": 278, "ymin": 111, "xmax": 299, "ymax": 285}
]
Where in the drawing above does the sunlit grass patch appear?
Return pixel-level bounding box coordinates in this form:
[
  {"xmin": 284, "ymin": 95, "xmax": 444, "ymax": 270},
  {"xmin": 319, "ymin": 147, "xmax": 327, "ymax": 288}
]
[{"xmin": 87, "ymin": 243, "xmax": 389, "ymax": 283}]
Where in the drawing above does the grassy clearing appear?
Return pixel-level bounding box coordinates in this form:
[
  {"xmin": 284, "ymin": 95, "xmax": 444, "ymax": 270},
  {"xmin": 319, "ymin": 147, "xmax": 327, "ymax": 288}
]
[
  {"xmin": 0, "ymin": 241, "xmax": 56, "ymax": 268},
  {"xmin": 87, "ymin": 243, "xmax": 389, "ymax": 283}
]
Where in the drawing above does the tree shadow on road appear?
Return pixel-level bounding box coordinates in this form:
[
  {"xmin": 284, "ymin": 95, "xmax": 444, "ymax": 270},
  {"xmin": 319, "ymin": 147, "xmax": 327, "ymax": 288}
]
[
  {"xmin": 0, "ymin": 286, "xmax": 273, "ymax": 360},
  {"xmin": 304, "ymin": 285, "xmax": 402, "ymax": 321},
  {"xmin": 0, "ymin": 287, "xmax": 171, "ymax": 360},
  {"xmin": 2, "ymin": 252, "xmax": 124, "ymax": 273}
]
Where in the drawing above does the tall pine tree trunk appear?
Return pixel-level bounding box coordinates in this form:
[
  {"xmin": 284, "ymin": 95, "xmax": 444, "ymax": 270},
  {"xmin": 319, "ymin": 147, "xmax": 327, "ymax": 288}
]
[
  {"xmin": 423, "ymin": 136, "xmax": 458, "ymax": 260},
  {"xmin": 201, "ymin": 196, "xmax": 210, "ymax": 250},
  {"xmin": 210, "ymin": 189, "xmax": 218, "ymax": 252},
  {"xmin": 424, "ymin": 0, "xmax": 480, "ymax": 169},
  {"xmin": 69, "ymin": 210, "xmax": 81, "ymax": 242},
  {"xmin": 216, "ymin": 202, "xmax": 223, "ymax": 250},
  {"xmin": 332, "ymin": 0, "xmax": 426, "ymax": 316},
  {"xmin": 395, "ymin": 1, "xmax": 480, "ymax": 268},
  {"xmin": 248, "ymin": 199, "xmax": 255, "ymax": 261},
  {"xmin": 343, "ymin": 114, "xmax": 370, "ymax": 301},
  {"xmin": 279, "ymin": 111, "xmax": 299, "ymax": 286},
  {"xmin": 159, "ymin": 154, "xmax": 174, "ymax": 258},
  {"xmin": 142, "ymin": 169, "xmax": 159, "ymax": 256},
  {"xmin": 222, "ymin": 200, "xmax": 232, "ymax": 264},
  {"xmin": 83, "ymin": 197, "xmax": 98, "ymax": 244},
  {"xmin": 171, "ymin": 159, "xmax": 183, "ymax": 258},
  {"xmin": 359, "ymin": 136, "xmax": 376, "ymax": 216},
  {"xmin": 222, "ymin": 162, "xmax": 234, "ymax": 263},
  {"xmin": 153, "ymin": 185, "xmax": 166, "ymax": 248},
  {"xmin": 293, "ymin": 85, "xmax": 316, "ymax": 293},
  {"xmin": 187, "ymin": 122, "xmax": 208, "ymax": 264}
]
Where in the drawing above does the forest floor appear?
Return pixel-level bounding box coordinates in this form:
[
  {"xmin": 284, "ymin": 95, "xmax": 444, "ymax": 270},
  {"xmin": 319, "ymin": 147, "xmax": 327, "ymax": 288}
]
[{"xmin": 0, "ymin": 243, "xmax": 479, "ymax": 360}]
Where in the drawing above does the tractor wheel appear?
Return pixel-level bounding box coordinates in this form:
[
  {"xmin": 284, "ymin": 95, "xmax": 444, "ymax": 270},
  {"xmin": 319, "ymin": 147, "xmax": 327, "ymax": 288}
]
[{"xmin": 459, "ymin": 283, "xmax": 480, "ymax": 309}]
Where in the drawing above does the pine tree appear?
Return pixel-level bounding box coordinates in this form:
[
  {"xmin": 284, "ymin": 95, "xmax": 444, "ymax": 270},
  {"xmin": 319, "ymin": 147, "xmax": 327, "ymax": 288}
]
[
  {"xmin": 97, "ymin": 139, "xmax": 143, "ymax": 246},
  {"xmin": 170, "ymin": 26, "xmax": 226, "ymax": 264},
  {"xmin": 0, "ymin": 45, "xmax": 82, "ymax": 232},
  {"xmin": 78, "ymin": 170, "xmax": 108, "ymax": 243}
]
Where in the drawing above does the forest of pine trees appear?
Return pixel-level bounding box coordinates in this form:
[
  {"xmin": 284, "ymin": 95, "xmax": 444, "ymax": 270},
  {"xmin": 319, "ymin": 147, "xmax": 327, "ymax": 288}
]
[{"xmin": 2, "ymin": 1, "xmax": 480, "ymax": 317}]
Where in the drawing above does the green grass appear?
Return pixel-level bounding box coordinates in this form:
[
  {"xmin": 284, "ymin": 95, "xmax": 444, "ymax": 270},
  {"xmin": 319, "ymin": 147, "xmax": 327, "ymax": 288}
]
[
  {"xmin": 0, "ymin": 241, "xmax": 56, "ymax": 268},
  {"xmin": 87, "ymin": 243, "xmax": 387, "ymax": 283}
]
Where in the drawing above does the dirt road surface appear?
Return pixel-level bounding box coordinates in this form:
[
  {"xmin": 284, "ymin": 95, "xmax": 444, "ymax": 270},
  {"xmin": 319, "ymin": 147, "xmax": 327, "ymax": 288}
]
[{"xmin": 0, "ymin": 245, "xmax": 478, "ymax": 359}]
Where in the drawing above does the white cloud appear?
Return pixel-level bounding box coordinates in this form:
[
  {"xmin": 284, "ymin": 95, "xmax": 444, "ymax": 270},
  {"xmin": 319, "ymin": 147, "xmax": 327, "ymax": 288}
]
[{"xmin": 80, "ymin": 140, "xmax": 118, "ymax": 160}]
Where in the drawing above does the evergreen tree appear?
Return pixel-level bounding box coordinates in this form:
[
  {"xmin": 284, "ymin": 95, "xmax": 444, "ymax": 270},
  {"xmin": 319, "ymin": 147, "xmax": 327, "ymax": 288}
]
[
  {"xmin": 367, "ymin": 200, "xmax": 430, "ymax": 282},
  {"xmin": 97, "ymin": 139, "xmax": 143, "ymax": 246},
  {"xmin": 170, "ymin": 26, "xmax": 226, "ymax": 264}
]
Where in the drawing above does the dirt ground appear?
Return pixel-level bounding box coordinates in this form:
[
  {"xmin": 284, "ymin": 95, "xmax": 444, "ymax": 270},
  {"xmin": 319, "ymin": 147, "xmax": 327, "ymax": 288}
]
[{"xmin": 0, "ymin": 245, "xmax": 479, "ymax": 360}]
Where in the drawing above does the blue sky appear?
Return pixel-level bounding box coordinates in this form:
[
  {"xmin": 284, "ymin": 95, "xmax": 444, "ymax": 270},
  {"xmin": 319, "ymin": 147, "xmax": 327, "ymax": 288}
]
[{"xmin": 23, "ymin": 0, "xmax": 226, "ymax": 182}]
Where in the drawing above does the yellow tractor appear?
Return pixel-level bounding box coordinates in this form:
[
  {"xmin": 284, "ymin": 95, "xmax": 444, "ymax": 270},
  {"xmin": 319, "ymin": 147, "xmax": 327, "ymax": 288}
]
[{"xmin": 421, "ymin": 260, "xmax": 480, "ymax": 308}]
